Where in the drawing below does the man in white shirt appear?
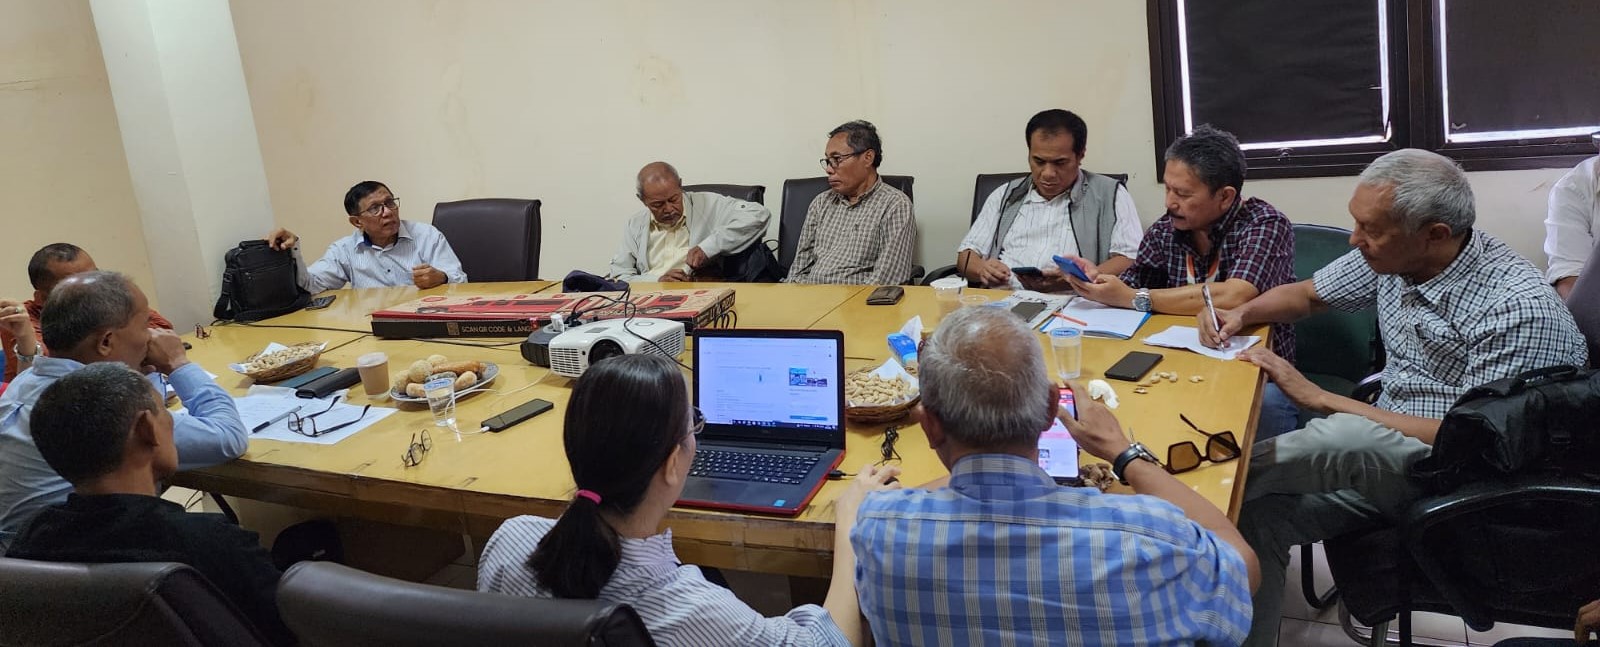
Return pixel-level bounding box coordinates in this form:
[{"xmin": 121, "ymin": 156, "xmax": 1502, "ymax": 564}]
[
  {"xmin": 1544, "ymin": 133, "xmax": 1600, "ymax": 300},
  {"xmin": 265, "ymin": 181, "xmax": 468, "ymax": 292},
  {"xmin": 956, "ymin": 109, "xmax": 1143, "ymax": 291},
  {"xmin": 608, "ymin": 162, "xmax": 771, "ymax": 282}
]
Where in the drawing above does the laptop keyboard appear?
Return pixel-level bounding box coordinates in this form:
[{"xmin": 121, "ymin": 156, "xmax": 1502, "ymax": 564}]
[{"xmin": 690, "ymin": 449, "xmax": 820, "ymax": 485}]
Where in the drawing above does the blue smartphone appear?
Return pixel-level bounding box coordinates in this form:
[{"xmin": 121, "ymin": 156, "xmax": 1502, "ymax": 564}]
[{"xmin": 1051, "ymin": 255, "xmax": 1092, "ymax": 282}]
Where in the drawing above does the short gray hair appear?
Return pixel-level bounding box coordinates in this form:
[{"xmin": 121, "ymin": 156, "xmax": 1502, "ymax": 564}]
[
  {"xmin": 920, "ymin": 306, "xmax": 1054, "ymax": 449},
  {"xmin": 40, "ymin": 270, "xmax": 140, "ymax": 352},
  {"xmin": 1357, "ymin": 149, "xmax": 1475, "ymax": 236},
  {"xmin": 635, "ymin": 161, "xmax": 682, "ymax": 198}
]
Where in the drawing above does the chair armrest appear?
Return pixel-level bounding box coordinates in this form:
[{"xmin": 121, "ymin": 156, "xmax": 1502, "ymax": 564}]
[
  {"xmin": 1351, "ymin": 373, "xmax": 1383, "ymax": 404},
  {"xmin": 922, "ymin": 265, "xmax": 959, "ymax": 286},
  {"xmin": 905, "ymin": 265, "xmax": 925, "ymax": 286}
]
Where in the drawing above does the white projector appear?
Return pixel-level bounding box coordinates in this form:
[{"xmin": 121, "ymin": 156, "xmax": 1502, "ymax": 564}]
[{"xmin": 548, "ymin": 318, "xmax": 687, "ymax": 378}]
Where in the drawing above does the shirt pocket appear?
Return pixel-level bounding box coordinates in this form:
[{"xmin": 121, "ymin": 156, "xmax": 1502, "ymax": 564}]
[{"xmin": 1412, "ymin": 318, "xmax": 1470, "ymax": 386}]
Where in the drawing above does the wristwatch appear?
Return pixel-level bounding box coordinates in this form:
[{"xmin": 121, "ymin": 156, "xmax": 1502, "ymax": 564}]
[
  {"xmin": 1131, "ymin": 288, "xmax": 1153, "ymax": 312},
  {"xmin": 1111, "ymin": 442, "xmax": 1161, "ymax": 484},
  {"xmin": 12, "ymin": 343, "xmax": 39, "ymax": 363}
]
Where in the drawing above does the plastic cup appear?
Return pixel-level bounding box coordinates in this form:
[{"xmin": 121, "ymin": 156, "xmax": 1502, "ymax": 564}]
[
  {"xmin": 356, "ymin": 352, "xmax": 389, "ymax": 397},
  {"xmin": 424, "ymin": 372, "xmax": 458, "ymax": 428},
  {"xmin": 1050, "ymin": 327, "xmax": 1083, "ymax": 382},
  {"xmin": 959, "ymin": 294, "xmax": 990, "ymax": 308},
  {"xmin": 931, "ymin": 276, "xmax": 965, "ymax": 316}
]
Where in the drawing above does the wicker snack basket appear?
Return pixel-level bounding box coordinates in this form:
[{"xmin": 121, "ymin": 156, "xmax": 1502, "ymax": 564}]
[
  {"xmin": 845, "ymin": 367, "xmax": 919, "ymax": 424},
  {"xmin": 237, "ymin": 342, "xmax": 324, "ymax": 383}
]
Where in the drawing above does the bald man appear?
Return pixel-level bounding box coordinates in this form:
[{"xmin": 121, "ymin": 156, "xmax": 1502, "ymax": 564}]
[{"xmin": 608, "ymin": 162, "xmax": 772, "ymax": 282}]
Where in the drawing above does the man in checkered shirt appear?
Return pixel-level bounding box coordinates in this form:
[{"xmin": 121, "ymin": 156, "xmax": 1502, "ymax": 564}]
[
  {"xmin": 785, "ymin": 120, "xmax": 917, "ymax": 285},
  {"xmin": 1201, "ymin": 149, "xmax": 1588, "ymax": 647}
]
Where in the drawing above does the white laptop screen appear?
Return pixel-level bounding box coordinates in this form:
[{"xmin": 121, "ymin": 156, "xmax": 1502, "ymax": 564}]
[{"xmin": 695, "ymin": 334, "xmax": 841, "ymax": 432}]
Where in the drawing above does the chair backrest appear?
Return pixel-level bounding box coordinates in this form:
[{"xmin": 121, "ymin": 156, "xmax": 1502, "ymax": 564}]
[
  {"xmin": 682, "ymin": 183, "xmax": 766, "ymax": 205},
  {"xmin": 1292, "ymin": 224, "xmax": 1382, "ymax": 387},
  {"xmin": 431, "ymin": 198, "xmax": 542, "ymax": 282},
  {"xmin": 778, "ymin": 175, "xmax": 914, "ymax": 271},
  {"xmin": 0, "ymin": 557, "xmax": 271, "ymax": 647},
  {"xmin": 1408, "ymin": 475, "xmax": 1600, "ymax": 631},
  {"xmin": 277, "ymin": 561, "xmax": 656, "ymax": 647},
  {"xmin": 969, "ymin": 172, "xmax": 1130, "ymax": 225},
  {"xmin": 1567, "ymin": 237, "xmax": 1600, "ymax": 365}
]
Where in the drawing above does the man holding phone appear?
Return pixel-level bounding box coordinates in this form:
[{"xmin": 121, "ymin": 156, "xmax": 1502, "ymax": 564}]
[
  {"xmin": 850, "ymin": 306, "xmax": 1256, "ymax": 645},
  {"xmin": 956, "ymin": 109, "xmax": 1143, "ymax": 291}
]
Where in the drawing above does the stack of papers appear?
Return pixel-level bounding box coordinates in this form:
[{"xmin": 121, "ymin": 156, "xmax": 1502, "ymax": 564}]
[
  {"xmin": 234, "ymin": 389, "xmax": 395, "ymax": 445},
  {"xmin": 1141, "ymin": 325, "xmax": 1260, "ymax": 361},
  {"xmin": 1041, "ymin": 298, "xmax": 1151, "ymax": 339}
]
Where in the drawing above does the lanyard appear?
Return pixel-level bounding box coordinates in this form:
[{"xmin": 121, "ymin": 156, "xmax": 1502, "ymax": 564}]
[{"xmin": 1185, "ymin": 252, "xmax": 1221, "ymax": 286}]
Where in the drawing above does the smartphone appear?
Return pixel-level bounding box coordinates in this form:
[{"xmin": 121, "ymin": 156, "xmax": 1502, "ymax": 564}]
[
  {"xmin": 1009, "ymin": 301, "xmax": 1048, "ymax": 322},
  {"xmin": 306, "ymin": 295, "xmax": 337, "ymax": 310},
  {"xmin": 1039, "ymin": 388, "xmax": 1081, "ymax": 484},
  {"xmin": 482, "ymin": 398, "xmax": 554, "ymax": 433},
  {"xmin": 1051, "ymin": 255, "xmax": 1092, "ymax": 282},
  {"xmin": 1105, "ymin": 351, "xmax": 1164, "ymax": 382},
  {"xmin": 1011, "ymin": 266, "xmax": 1043, "ymax": 278}
]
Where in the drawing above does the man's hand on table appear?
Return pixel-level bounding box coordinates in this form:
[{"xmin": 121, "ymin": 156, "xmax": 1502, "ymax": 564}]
[
  {"xmin": 412, "ymin": 264, "xmax": 447, "ymax": 289},
  {"xmin": 1238, "ymin": 347, "xmax": 1329, "ymax": 412}
]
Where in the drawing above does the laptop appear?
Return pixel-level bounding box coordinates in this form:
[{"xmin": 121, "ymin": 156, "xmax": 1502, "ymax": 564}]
[{"xmin": 679, "ymin": 329, "xmax": 847, "ymax": 516}]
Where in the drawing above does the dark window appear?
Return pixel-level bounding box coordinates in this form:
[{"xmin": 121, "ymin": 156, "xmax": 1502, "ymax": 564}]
[{"xmin": 1148, "ymin": 0, "xmax": 1600, "ymax": 179}]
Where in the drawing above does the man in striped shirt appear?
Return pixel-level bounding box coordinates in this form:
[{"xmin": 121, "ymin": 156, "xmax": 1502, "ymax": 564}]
[{"xmin": 852, "ymin": 306, "xmax": 1258, "ymax": 647}]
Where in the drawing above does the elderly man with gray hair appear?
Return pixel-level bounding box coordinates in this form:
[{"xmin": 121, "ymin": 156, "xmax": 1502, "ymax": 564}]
[
  {"xmin": 1201, "ymin": 149, "xmax": 1588, "ymax": 646},
  {"xmin": 608, "ymin": 161, "xmax": 772, "ymax": 282},
  {"xmin": 0, "ymin": 271, "xmax": 247, "ymax": 547},
  {"xmin": 851, "ymin": 306, "xmax": 1257, "ymax": 646}
]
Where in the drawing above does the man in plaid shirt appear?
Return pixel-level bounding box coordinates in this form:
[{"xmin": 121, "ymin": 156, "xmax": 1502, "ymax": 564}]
[
  {"xmin": 785, "ymin": 120, "xmax": 917, "ymax": 285},
  {"xmin": 851, "ymin": 306, "xmax": 1257, "ymax": 647},
  {"xmin": 1201, "ymin": 149, "xmax": 1587, "ymax": 646}
]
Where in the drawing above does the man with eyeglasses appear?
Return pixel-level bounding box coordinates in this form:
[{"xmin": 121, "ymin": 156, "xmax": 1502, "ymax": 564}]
[
  {"xmin": 608, "ymin": 161, "xmax": 772, "ymax": 282},
  {"xmin": 850, "ymin": 306, "xmax": 1256, "ymax": 646},
  {"xmin": 785, "ymin": 120, "xmax": 917, "ymax": 285},
  {"xmin": 265, "ymin": 180, "xmax": 467, "ymax": 292},
  {"xmin": 0, "ymin": 271, "xmax": 246, "ymax": 548}
]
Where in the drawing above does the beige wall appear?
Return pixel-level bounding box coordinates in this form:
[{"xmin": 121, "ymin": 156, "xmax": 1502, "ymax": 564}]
[
  {"xmin": 0, "ymin": 0, "xmax": 155, "ymax": 302},
  {"xmin": 230, "ymin": 0, "xmax": 1570, "ymax": 282}
]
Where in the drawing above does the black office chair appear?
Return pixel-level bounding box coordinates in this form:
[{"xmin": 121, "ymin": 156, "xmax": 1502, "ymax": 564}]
[
  {"xmin": 0, "ymin": 558, "xmax": 273, "ymax": 647},
  {"xmin": 432, "ymin": 198, "xmax": 542, "ymax": 281},
  {"xmin": 682, "ymin": 183, "xmax": 765, "ymax": 205},
  {"xmin": 1325, "ymin": 474, "xmax": 1600, "ymax": 646},
  {"xmin": 922, "ymin": 172, "xmax": 1128, "ymax": 285},
  {"xmin": 778, "ymin": 175, "xmax": 916, "ymax": 282},
  {"xmin": 277, "ymin": 561, "xmax": 656, "ymax": 647}
]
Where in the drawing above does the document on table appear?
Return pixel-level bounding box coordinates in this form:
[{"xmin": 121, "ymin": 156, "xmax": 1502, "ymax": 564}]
[
  {"xmin": 989, "ymin": 290, "xmax": 1074, "ymax": 329},
  {"xmin": 1141, "ymin": 325, "xmax": 1259, "ymax": 361},
  {"xmin": 1040, "ymin": 298, "xmax": 1151, "ymax": 339},
  {"xmin": 235, "ymin": 391, "xmax": 395, "ymax": 445}
]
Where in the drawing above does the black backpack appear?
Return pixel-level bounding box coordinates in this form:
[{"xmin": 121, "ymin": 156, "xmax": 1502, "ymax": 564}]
[
  {"xmin": 1410, "ymin": 365, "xmax": 1600, "ymax": 494},
  {"xmin": 213, "ymin": 240, "xmax": 311, "ymax": 322},
  {"xmin": 716, "ymin": 240, "xmax": 786, "ymax": 283}
]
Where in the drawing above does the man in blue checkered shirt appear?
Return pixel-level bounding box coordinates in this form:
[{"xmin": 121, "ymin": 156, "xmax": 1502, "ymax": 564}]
[
  {"xmin": 851, "ymin": 306, "xmax": 1258, "ymax": 647},
  {"xmin": 1201, "ymin": 149, "xmax": 1588, "ymax": 646}
]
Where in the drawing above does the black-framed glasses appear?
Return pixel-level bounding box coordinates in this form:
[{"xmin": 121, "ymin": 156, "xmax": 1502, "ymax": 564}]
[
  {"xmin": 403, "ymin": 429, "xmax": 433, "ymax": 467},
  {"xmin": 359, "ymin": 197, "xmax": 399, "ymax": 218},
  {"xmin": 288, "ymin": 399, "xmax": 371, "ymax": 438},
  {"xmin": 1165, "ymin": 414, "xmax": 1242, "ymax": 474},
  {"xmin": 691, "ymin": 407, "xmax": 705, "ymax": 436},
  {"xmin": 877, "ymin": 425, "xmax": 901, "ymax": 466},
  {"xmin": 818, "ymin": 150, "xmax": 865, "ymax": 171}
]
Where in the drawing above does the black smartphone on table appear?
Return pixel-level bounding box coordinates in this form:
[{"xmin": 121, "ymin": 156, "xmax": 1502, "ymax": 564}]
[
  {"xmin": 1011, "ymin": 266, "xmax": 1044, "ymax": 278},
  {"xmin": 306, "ymin": 295, "xmax": 337, "ymax": 310},
  {"xmin": 1105, "ymin": 351, "xmax": 1163, "ymax": 382},
  {"xmin": 482, "ymin": 398, "xmax": 554, "ymax": 433}
]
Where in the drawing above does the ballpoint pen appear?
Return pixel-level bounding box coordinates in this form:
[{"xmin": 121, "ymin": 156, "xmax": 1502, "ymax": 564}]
[
  {"xmin": 1202, "ymin": 283, "xmax": 1228, "ymax": 350},
  {"xmin": 252, "ymin": 406, "xmax": 302, "ymax": 433}
]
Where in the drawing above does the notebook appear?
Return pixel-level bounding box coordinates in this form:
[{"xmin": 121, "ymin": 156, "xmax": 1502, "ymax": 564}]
[{"xmin": 1040, "ymin": 297, "xmax": 1152, "ymax": 339}]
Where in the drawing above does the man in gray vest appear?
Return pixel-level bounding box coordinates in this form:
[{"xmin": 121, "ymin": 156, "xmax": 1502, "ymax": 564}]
[{"xmin": 956, "ymin": 109, "xmax": 1143, "ymax": 291}]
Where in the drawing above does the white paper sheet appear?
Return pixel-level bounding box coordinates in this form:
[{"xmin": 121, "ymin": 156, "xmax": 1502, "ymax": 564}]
[
  {"xmin": 1141, "ymin": 325, "xmax": 1260, "ymax": 361},
  {"xmin": 236, "ymin": 391, "xmax": 395, "ymax": 445}
]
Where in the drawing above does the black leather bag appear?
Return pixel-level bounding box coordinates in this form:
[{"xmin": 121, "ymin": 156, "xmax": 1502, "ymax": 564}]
[
  {"xmin": 213, "ymin": 240, "xmax": 311, "ymax": 322},
  {"xmin": 717, "ymin": 240, "xmax": 785, "ymax": 283},
  {"xmin": 1411, "ymin": 365, "xmax": 1600, "ymax": 493}
]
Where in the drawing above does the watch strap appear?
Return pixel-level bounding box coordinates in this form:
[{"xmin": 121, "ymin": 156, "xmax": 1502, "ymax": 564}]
[{"xmin": 1112, "ymin": 442, "xmax": 1155, "ymax": 484}]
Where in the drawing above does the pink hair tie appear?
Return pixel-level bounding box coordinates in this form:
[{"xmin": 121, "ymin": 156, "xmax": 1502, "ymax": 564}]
[{"xmin": 575, "ymin": 489, "xmax": 602, "ymax": 505}]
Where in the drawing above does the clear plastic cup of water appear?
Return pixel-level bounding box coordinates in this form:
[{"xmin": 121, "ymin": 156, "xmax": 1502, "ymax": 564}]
[
  {"xmin": 424, "ymin": 372, "xmax": 458, "ymax": 428},
  {"xmin": 1050, "ymin": 327, "xmax": 1082, "ymax": 382}
]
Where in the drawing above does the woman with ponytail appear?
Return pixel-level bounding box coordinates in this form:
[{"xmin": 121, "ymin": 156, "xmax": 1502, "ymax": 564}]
[{"xmin": 477, "ymin": 354, "xmax": 899, "ymax": 646}]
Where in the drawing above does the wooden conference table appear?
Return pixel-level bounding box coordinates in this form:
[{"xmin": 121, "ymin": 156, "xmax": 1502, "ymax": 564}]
[{"xmin": 172, "ymin": 281, "xmax": 1268, "ymax": 578}]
